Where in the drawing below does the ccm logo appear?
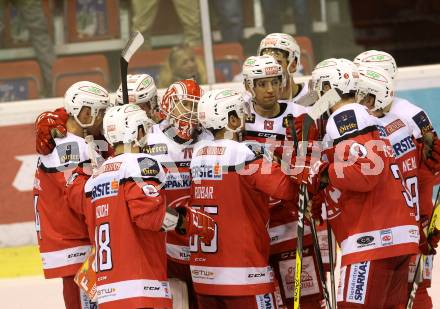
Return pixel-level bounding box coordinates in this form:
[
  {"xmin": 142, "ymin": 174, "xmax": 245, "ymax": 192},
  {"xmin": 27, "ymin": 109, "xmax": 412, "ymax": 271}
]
[
  {"xmin": 248, "ymin": 273, "xmax": 265, "ymax": 278},
  {"xmin": 68, "ymin": 252, "xmax": 86, "ymax": 259},
  {"xmin": 144, "ymin": 286, "xmax": 160, "ymax": 291}
]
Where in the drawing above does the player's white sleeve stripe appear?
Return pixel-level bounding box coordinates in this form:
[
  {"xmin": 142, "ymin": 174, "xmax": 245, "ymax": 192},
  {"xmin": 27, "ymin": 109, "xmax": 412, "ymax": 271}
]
[
  {"xmin": 190, "ymin": 265, "xmax": 273, "ymax": 285},
  {"xmin": 97, "ymin": 279, "xmax": 171, "ymax": 304},
  {"xmin": 340, "ymin": 225, "xmax": 419, "ymax": 257},
  {"xmin": 41, "ymin": 245, "xmax": 91, "ymax": 269},
  {"xmin": 166, "ymin": 243, "xmax": 190, "ymax": 262},
  {"xmin": 269, "ymin": 222, "xmax": 311, "ymax": 245}
]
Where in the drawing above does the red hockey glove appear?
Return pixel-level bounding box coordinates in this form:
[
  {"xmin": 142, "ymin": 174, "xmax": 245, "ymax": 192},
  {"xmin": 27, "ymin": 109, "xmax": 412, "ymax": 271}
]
[
  {"xmin": 35, "ymin": 108, "xmax": 68, "ymax": 155},
  {"xmin": 424, "ymin": 138, "xmax": 440, "ymax": 174},
  {"xmin": 285, "ymin": 113, "xmax": 319, "ymax": 143},
  {"xmin": 176, "ymin": 206, "xmax": 215, "ymax": 242},
  {"xmin": 291, "ymin": 158, "xmax": 329, "ymax": 195}
]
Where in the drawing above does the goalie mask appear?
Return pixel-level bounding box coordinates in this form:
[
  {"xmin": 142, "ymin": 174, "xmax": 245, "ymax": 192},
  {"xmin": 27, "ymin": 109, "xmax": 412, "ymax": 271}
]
[
  {"xmin": 116, "ymin": 74, "xmax": 158, "ymax": 115},
  {"xmin": 159, "ymin": 79, "xmax": 202, "ymax": 140},
  {"xmin": 354, "ymin": 50, "xmax": 397, "ymax": 80},
  {"xmin": 103, "ymin": 104, "xmax": 154, "ymax": 148},
  {"xmin": 64, "ymin": 81, "xmax": 110, "ymax": 128},
  {"xmin": 356, "ymin": 65, "xmax": 394, "ymax": 111}
]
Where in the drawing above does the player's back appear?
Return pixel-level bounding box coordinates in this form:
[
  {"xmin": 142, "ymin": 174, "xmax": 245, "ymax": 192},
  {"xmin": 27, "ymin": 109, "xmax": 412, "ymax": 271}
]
[
  {"xmin": 324, "ymin": 103, "xmax": 419, "ymax": 266},
  {"xmin": 34, "ymin": 132, "xmax": 91, "ymax": 278},
  {"xmin": 390, "ymin": 97, "xmax": 435, "ymax": 140},
  {"xmin": 189, "ymin": 139, "xmax": 296, "ymax": 296},
  {"xmin": 84, "ymin": 153, "xmax": 172, "ymax": 309},
  {"xmin": 377, "ymin": 112, "xmax": 421, "ymax": 221}
]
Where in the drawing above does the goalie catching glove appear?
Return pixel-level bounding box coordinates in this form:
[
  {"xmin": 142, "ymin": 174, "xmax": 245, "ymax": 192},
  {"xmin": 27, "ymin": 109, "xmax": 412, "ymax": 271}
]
[
  {"xmin": 162, "ymin": 206, "xmax": 215, "ymax": 242},
  {"xmin": 35, "ymin": 108, "xmax": 68, "ymax": 155}
]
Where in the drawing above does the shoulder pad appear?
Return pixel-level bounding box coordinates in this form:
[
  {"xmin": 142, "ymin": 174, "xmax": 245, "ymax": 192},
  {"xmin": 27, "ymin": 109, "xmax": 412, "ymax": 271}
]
[
  {"xmin": 137, "ymin": 156, "xmax": 161, "ymax": 177},
  {"xmin": 412, "ymin": 110, "xmax": 433, "ymax": 135}
]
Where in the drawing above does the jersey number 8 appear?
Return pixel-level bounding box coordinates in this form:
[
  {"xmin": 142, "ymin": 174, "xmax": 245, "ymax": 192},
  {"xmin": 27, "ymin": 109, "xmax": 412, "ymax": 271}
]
[{"xmin": 96, "ymin": 223, "xmax": 113, "ymax": 271}]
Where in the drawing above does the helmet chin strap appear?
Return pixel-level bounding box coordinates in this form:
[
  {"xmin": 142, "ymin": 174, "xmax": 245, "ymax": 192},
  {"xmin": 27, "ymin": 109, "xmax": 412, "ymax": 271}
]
[{"xmin": 74, "ymin": 113, "xmax": 97, "ymax": 132}]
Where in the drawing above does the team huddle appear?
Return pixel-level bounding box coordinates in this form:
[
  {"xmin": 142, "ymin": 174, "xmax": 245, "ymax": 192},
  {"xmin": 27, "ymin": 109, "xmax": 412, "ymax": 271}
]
[{"xmin": 33, "ymin": 33, "xmax": 440, "ymax": 309}]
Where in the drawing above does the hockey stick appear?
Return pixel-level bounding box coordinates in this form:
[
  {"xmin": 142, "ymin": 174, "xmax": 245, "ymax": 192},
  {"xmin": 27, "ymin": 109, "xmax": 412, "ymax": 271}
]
[
  {"xmin": 406, "ymin": 186, "xmax": 440, "ymax": 309},
  {"xmin": 309, "ymin": 220, "xmax": 332, "ymax": 309},
  {"xmin": 293, "ymin": 88, "xmax": 340, "ymax": 309},
  {"xmin": 317, "ymin": 111, "xmax": 337, "ymax": 309},
  {"xmin": 327, "ymin": 222, "xmax": 337, "ymax": 309},
  {"xmin": 120, "ymin": 31, "xmax": 144, "ymax": 105}
]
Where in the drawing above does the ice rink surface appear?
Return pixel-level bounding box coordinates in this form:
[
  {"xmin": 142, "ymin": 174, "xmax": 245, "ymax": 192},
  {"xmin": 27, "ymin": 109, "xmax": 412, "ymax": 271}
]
[{"xmin": 1, "ymin": 256, "xmax": 440, "ymax": 308}]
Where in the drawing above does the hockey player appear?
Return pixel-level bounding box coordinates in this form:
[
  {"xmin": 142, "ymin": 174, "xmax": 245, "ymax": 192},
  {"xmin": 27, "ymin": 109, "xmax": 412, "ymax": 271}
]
[
  {"xmin": 311, "ymin": 58, "xmax": 420, "ymax": 308},
  {"xmin": 146, "ymin": 79, "xmax": 209, "ymax": 308},
  {"xmin": 85, "ymin": 104, "xmax": 214, "ymax": 308},
  {"xmin": 242, "ymin": 55, "xmax": 325, "ymax": 308},
  {"xmin": 115, "ymin": 73, "xmax": 160, "ymax": 122},
  {"xmin": 189, "ymin": 88, "xmax": 315, "ymax": 308},
  {"xmin": 33, "ymin": 81, "xmax": 110, "ymax": 309},
  {"xmin": 354, "ymin": 51, "xmax": 440, "ymax": 308},
  {"xmin": 34, "ymin": 78, "xmax": 205, "ymax": 307},
  {"xmin": 258, "ymin": 33, "xmax": 308, "ymax": 102},
  {"xmin": 258, "ymin": 33, "xmax": 334, "ymax": 284}
]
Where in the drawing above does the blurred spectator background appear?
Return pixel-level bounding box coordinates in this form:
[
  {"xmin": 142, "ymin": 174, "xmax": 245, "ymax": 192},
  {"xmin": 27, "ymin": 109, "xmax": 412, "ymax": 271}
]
[{"xmin": 0, "ymin": 0, "xmax": 439, "ymax": 102}]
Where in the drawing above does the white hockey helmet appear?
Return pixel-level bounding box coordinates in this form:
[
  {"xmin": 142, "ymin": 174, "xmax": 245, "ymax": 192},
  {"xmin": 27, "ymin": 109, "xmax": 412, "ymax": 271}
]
[
  {"xmin": 103, "ymin": 104, "xmax": 154, "ymax": 147},
  {"xmin": 353, "ymin": 50, "xmax": 397, "ymax": 80},
  {"xmin": 64, "ymin": 81, "xmax": 110, "ymax": 128},
  {"xmin": 311, "ymin": 58, "xmax": 359, "ymax": 96},
  {"xmin": 258, "ymin": 33, "xmax": 301, "ymax": 74},
  {"xmin": 356, "ymin": 65, "xmax": 394, "ymax": 111},
  {"xmin": 198, "ymin": 89, "xmax": 248, "ymax": 132},
  {"xmin": 116, "ymin": 74, "xmax": 158, "ymax": 109},
  {"xmin": 242, "ymin": 55, "xmax": 283, "ymax": 96}
]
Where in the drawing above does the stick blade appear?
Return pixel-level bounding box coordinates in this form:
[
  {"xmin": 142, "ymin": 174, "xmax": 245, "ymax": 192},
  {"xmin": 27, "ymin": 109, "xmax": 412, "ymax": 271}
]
[
  {"xmin": 295, "ymin": 90, "xmax": 320, "ymax": 107},
  {"xmin": 308, "ymin": 88, "xmax": 341, "ymax": 121},
  {"xmin": 122, "ymin": 31, "xmax": 144, "ymax": 62}
]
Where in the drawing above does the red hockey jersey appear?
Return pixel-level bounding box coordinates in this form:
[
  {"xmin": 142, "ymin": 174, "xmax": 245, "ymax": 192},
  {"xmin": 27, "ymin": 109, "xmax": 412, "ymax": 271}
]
[
  {"xmin": 84, "ymin": 153, "xmax": 172, "ymax": 309},
  {"xmin": 323, "ymin": 103, "xmax": 419, "ymax": 266},
  {"xmin": 189, "ymin": 139, "xmax": 298, "ymax": 296},
  {"xmin": 33, "ymin": 132, "xmax": 92, "ymax": 278},
  {"xmin": 245, "ymin": 101, "xmax": 311, "ymax": 254}
]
